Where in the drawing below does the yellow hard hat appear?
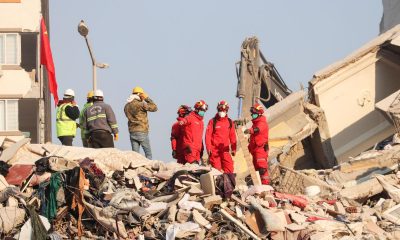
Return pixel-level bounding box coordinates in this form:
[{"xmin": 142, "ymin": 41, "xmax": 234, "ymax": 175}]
[
  {"xmin": 87, "ymin": 90, "xmax": 94, "ymax": 98},
  {"xmin": 132, "ymin": 86, "xmax": 144, "ymax": 94}
]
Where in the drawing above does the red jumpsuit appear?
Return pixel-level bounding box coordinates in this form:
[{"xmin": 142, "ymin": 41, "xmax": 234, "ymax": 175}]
[
  {"xmin": 181, "ymin": 111, "xmax": 204, "ymax": 163},
  {"xmin": 248, "ymin": 115, "xmax": 269, "ymax": 184},
  {"xmin": 205, "ymin": 115, "xmax": 237, "ymax": 173},
  {"xmin": 171, "ymin": 117, "xmax": 185, "ymax": 164}
]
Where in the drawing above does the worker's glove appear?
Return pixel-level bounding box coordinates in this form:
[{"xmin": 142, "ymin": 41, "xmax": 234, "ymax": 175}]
[
  {"xmin": 231, "ymin": 151, "xmax": 236, "ymax": 156},
  {"xmin": 140, "ymin": 92, "xmax": 149, "ymax": 100},
  {"xmin": 185, "ymin": 146, "xmax": 192, "ymax": 154},
  {"xmin": 114, "ymin": 133, "xmax": 119, "ymax": 141},
  {"xmin": 76, "ymin": 123, "xmax": 81, "ymax": 128},
  {"xmin": 234, "ymin": 119, "xmax": 245, "ymax": 127},
  {"xmin": 244, "ymin": 129, "xmax": 251, "ymax": 134},
  {"xmin": 264, "ymin": 143, "xmax": 269, "ymax": 152},
  {"xmin": 172, "ymin": 150, "xmax": 177, "ymax": 159}
]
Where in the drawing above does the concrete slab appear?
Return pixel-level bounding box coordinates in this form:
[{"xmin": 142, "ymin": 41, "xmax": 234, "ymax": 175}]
[{"xmin": 200, "ymin": 172, "xmax": 216, "ymax": 195}]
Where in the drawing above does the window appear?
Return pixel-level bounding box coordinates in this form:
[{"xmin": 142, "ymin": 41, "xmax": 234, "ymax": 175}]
[
  {"xmin": 0, "ymin": 33, "xmax": 20, "ymax": 65},
  {"xmin": 0, "ymin": 99, "xmax": 19, "ymax": 131}
]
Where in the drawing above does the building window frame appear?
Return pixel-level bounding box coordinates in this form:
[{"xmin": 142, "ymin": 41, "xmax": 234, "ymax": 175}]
[
  {"xmin": 0, "ymin": 99, "xmax": 19, "ymax": 131},
  {"xmin": 0, "ymin": 33, "xmax": 21, "ymax": 65}
]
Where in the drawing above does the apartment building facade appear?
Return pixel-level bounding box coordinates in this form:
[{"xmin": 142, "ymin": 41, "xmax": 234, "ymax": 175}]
[{"xmin": 0, "ymin": 0, "xmax": 51, "ymax": 143}]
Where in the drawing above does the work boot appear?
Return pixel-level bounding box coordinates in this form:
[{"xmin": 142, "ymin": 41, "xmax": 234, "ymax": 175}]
[{"xmin": 260, "ymin": 169, "xmax": 270, "ymax": 185}]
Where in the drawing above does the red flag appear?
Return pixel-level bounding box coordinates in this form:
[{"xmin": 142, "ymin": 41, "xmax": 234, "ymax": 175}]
[{"xmin": 40, "ymin": 17, "xmax": 59, "ymax": 106}]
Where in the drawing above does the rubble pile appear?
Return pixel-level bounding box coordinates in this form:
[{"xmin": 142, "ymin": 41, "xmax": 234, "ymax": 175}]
[{"xmin": 1, "ymin": 138, "xmax": 400, "ymax": 239}]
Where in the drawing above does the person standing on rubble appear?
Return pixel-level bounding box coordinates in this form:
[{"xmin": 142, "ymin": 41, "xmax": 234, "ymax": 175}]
[
  {"xmin": 56, "ymin": 89, "xmax": 80, "ymax": 146},
  {"xmin": 171, "ymin": 105, "xmax": 192, "ymax": 164},
  {"xmin": 205, "ymin": 100, "xmax": 237, "ymax": 173},
  {"xmin": 79, "ymin": 91, "xmax": 94, "ymax": 147},
  {"xmin": 180, "ymin": 100, "xmax": 208, "ymax": 164},
  {"xmin": 84, "ymin": 89, "xmax": 119, "ymax": 148},
  {"xmin": 124, "ymin": 86, "xmax": 158, "ymax": 159},
  {"xmin": 244, "ymin": 103, "xmax": 270, "ymax": 185}
]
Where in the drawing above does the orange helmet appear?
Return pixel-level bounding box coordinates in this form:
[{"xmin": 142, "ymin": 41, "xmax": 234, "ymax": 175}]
[
  {"xmin": 194, "ymin": 100, "xmax": 208, "ymax": 111},
  {"xmin": 217, "ymin": 100, "xmax": 229, "ymax": 112},
  {"xmin": 250, "ymin": 103, "xmax": 264, "ymax": 115},
  {"xmin": 177, "ymin": 105, "xmax": 191, "ymax": 117}
]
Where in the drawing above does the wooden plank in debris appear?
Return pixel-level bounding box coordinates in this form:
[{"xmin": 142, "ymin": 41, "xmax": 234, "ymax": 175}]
[
  {"xmin": 236, "ymin": 128, "xmax": 261, "ymax": 186},
  {"xmin": 220, "ymin": 208, "xmax": 262, "ymax": 240}
]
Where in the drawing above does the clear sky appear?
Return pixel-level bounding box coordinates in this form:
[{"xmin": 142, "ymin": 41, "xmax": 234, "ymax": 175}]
[{"xmin": 50, "ymin": 1, "xmax": 382, "ymax": 161}]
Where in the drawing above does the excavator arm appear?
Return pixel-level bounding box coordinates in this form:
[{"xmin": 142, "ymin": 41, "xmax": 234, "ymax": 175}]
[{"xmin": 236, "ymin": 36, "xmax": 292, "ymax": 120}]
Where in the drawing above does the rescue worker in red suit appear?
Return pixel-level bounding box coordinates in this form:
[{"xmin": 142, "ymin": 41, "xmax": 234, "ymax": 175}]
[
  {"xmin": 205, "ymin": 101, "xmax": 237, "ymax": 173},
  {"xmin": 171, "ymin": 105, "xmax": 192, "ymax": 164},
  {"xmin": 244, "ymin": 103, "xmax": 270, "ymax": 184},
  {"xmin": 179, "ymin": 100, "xmax": 208, "ymax": 164}
]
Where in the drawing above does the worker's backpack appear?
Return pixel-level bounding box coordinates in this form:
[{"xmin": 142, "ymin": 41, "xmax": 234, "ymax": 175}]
[{"xmin": 212, "ymin": 117, "xmax": 233, "ymax": 134}]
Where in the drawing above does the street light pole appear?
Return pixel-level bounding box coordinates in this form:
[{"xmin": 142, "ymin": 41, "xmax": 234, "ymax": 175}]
[
  {"xmin": 83, "ymin": 36, "xmax": 97, "ymax": 91},
  {"xmin": 78, "ymin": 20, "xmax": 108, "ymax": 92},
  {"xmin": 84, "ymin": 36, "xmax": 97, "ymax": 91}
]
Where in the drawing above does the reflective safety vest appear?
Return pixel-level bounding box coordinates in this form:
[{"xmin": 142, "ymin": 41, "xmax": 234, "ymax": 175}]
[
  {"xmin": 56, "ymin": 103, "xmax": 77, "ymax": 137},
  {"xmin": 79, "ymin": 102, "xmax": 93, "ymax": 139}
]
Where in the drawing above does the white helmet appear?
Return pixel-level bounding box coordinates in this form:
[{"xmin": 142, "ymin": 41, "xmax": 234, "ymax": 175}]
[
  {"xmin": 94, "ymin": 89, "xmax": 104, "ymax": 97},
  {"xmin": 64, "ymin": 89, "xmax": 75, "ymax": 97}
]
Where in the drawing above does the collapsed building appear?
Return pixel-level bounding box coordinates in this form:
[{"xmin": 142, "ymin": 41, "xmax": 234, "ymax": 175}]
[
  {"xmin": 1, "ymin": 1, "xmax": 400, "ymax": 240},
  {"xmin": 235, "ymin": 25, "xmax": 400, "ymax": 171}
]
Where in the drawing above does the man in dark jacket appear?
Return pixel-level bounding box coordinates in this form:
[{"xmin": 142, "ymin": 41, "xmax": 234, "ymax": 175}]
[
  {"xmin": 124, "ymin": 86, "xmax": 158, "ymax": 159},
  {"xmin": 56, "ymin": 89, "xmax": 80, "ymax": 146},
  {"xmin": 84, "ymin": 89, "xmax": 119, "ymax": 148}
]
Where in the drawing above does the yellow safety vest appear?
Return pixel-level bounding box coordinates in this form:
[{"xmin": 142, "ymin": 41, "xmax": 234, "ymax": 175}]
[{"xmin": 56, "ymin": 103, "xmax": 77, "ymax": 137}]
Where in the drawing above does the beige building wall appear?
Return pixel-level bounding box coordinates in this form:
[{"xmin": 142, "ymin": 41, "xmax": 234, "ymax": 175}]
[
  {"xmin": 0, "ymin": 0, "xmax": 41, "ymax": 31},
  {"xmin": 0, "ymin": 0, "xmax": 50, "ymax": 144},
  {"xmin": 0, "ymin": 0, "xmax": 41, "ymax": 97},
  {"xmin": 312, "ymin": 39, "xmax": 400, "ymax": 163}
]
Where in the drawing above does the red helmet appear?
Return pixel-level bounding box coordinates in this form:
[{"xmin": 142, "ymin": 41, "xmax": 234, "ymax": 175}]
[
  {"xmin": 217, "ymin": 100, "xmax": 229, "ymax": 112},
  {"xmin": 177, "ymin": 105, "xmax": 191, "ymax": 116},
  {"xmin": 194, "ymin": 100, "xmax": 208, "ymax": 111},
  {"xmin": 250, "ymin": 103, "xmax": 264, "ymax": 115}
]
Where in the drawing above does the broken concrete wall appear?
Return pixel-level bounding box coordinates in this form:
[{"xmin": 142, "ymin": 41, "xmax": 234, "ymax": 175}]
[
  {"xmin": 310, "ymin": 25, "xmax": 400, "ymax": 164},
  {"xmin": 238, "ymin": 90, "xmax": 321, "ymax": 169}
]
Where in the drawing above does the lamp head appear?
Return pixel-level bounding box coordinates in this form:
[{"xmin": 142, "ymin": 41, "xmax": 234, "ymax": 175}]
[
  {"xmin": 78, "ymin": 20, "xmax": 89, "ymax": 37},
  {"xmin": 96, "ymin": 63, "xmax": 109, "ymax": 69}
]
